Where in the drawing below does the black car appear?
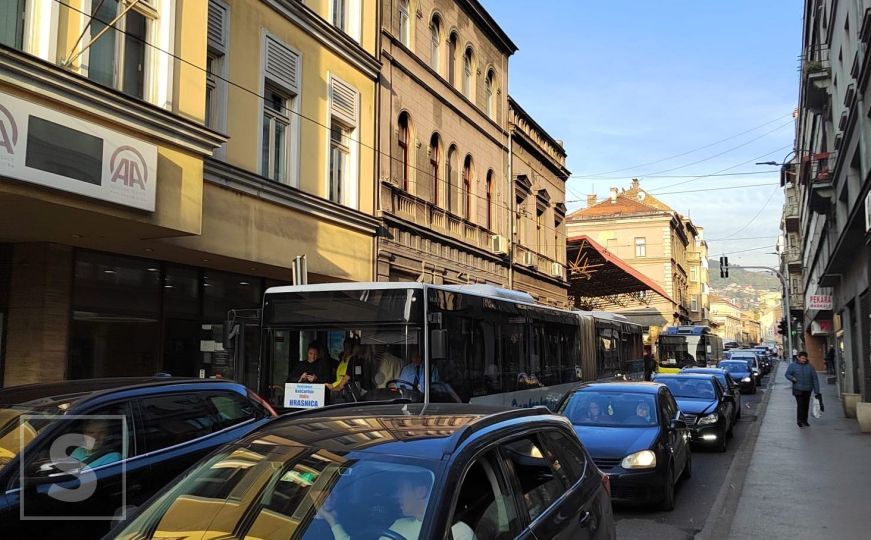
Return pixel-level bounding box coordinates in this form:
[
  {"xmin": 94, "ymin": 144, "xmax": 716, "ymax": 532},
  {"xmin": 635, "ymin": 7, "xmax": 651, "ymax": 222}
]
[
  {"xmin": 0, "ymin": 377, "xmax": 276, "ymax": 539},
  {"xmin": 718, "ymin": 360, "xmax": 757, "ymax": 394},
  {"xmin": 107, "ymin": 402, "xmax": 616, "ymax": 540},
  {"xmin": 652, "ymin": 373, "xmax": 734, "ymax": 453},
  {"xmin": 556, "ymin": 382, "xmax": 691, "ymax": 511},
  {"xmin": 680, "ymin": 367, "xmax": 742, "ymax": 422},
  {"xmin": 729, "ymin": 351, "xmax": 763, "ymax": 385}
]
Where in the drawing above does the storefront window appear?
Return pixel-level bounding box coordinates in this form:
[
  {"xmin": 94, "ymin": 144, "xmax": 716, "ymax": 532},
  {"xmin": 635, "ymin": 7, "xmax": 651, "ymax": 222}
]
[{"xmin": 164, "ymin": 265, "xmax": 201, "ymax": 377}]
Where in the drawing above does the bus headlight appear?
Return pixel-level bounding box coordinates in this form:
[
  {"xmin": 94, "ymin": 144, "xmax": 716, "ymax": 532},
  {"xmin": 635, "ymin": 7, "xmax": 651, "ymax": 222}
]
[{"xmin": 622, "ymin": 450, "xmax": 656, "ymax": 469}]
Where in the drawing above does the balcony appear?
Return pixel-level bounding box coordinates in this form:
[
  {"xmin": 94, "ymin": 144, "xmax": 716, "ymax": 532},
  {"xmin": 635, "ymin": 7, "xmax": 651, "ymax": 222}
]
[
  {"xmin": 803, "ymin": 61, "xmax": 831, "ymax": 113},
  {"xmin": 380, "ymin": 181, "xmax": 493, "ymax": 252},
  {"xmin": 788, "ymin": 294, "xmax": 805, "ymax": 312},
  {"xmin": 805, "ymin": 152, "xmax": 835, "ymax": 214},
  {"xmin": 785, "ymin": 247, "xmax": 801, "ymax": 273},
  {"xmin": 783, "ymin": 195, "xmax": 800, "ymax": 232}
]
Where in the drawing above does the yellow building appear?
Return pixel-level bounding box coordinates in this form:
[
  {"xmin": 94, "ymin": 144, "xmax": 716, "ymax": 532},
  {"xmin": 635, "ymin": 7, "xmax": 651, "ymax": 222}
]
[
  {"xmin": 566, "ymin": 179, "xmax": 703, "ymax": 328},
  {"xmin": 710, "ymin": 295, "xmax": 743, "ymax": 344},
  {"xmin": 0, "ymin": 1, "xmax": 380, "ymax": 386},
  {"xmin": 686, "ymin": 224, "xmax": 710, "ymax": 324}
]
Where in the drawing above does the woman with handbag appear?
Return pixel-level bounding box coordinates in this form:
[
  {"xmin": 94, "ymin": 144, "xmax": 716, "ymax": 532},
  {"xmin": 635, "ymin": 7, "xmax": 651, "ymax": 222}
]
[{"xmin": 785, "ymin": 351, "xmax": 821, "ymax": 428}]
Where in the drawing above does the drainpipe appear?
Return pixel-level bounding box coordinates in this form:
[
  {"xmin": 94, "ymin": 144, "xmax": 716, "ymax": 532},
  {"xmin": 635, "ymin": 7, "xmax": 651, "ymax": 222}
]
[{"xmin": 508, "ymin": 128, "xmax": 514, "ymax": 289}]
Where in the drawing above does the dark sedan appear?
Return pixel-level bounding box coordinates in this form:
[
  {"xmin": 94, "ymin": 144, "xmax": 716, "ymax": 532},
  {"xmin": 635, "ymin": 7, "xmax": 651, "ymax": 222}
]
[
  {"xmin": 680, "ymin": 367, "xmax": 742, "ymax": 422},
  {"xmin": 718, "ymin": 360, "xmax": 757, "ymax": 394},
  {"xmin": 0, "ymin": 377, "xmax": 275, "ymax": 539},
  {"xmin": 652, "ymin": 374, "xmax": 734, "ymax": 453},
  {"xmin": 557, "ymin": 382, "xmax": 691, "ymax": 511}
]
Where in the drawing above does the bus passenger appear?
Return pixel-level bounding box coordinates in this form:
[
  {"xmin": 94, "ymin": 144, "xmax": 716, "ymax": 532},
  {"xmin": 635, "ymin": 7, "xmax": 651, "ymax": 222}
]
[{"xmin": 289, "ymin": 343, "xmax": 330, "ymax": 384}]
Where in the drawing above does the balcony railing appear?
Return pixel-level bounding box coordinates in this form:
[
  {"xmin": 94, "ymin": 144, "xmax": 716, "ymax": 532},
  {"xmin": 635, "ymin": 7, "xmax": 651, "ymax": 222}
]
[{"xmin": 788, "ymin": 294, "xmax": 804, "ymax": 311}]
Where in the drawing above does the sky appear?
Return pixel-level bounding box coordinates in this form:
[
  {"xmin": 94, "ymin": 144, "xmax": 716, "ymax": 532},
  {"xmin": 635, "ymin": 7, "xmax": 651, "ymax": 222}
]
[{"xmin": 481, "ymin": 0, "xmax": 802, "ymax": 268}]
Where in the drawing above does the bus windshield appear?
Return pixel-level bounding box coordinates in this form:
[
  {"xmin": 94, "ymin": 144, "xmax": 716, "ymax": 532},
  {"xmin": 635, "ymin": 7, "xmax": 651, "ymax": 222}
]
[
  {"xmin": 658, "ymin": 335, "xmax": 702, "ymax": 368},
  {"xmin": 262, "ymin": 288, "xmax": 427, "ymax": 409}
]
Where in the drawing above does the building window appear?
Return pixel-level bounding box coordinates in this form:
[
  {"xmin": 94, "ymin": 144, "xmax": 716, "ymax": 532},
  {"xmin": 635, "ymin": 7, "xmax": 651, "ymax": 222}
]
[
  {"xmin": 485, "ymin": 69, "xmax": 495, "ymax": 118},
  {"xmin": 462, "ymin": 155, "xmax": 473, "ymax": 220},
  {"xmin": 448, "ymin": 32, "xmax": 458, "ymax": 86},
  {"xmin": 398, "ymin": 112, "xmax": 411, "ymax": 191},
  {"xmin": 635, "ymin": 237, "xmax": 646, "ymax": 257},
  {"xmin": 691, "ymin": 296, "xmax": 699, "ymax": 312},
  {"xmin": 0, "ymin": 0, "xmax": 25, "ymax": 49},
  {"xmin": 206, "ymin": 0, "xmax": 229, "ymax": 134},
  {"xmin": 261, "ymin": 87, "xmax": 291, "ymax": 183},
  {"xmin": 399, "ymin": 0, "xmax": 410, "ymax": 46},
  {"xmin": 485, "ymin": 170, "xmax": 493, "ymax": 230},
  {"xmin": 690, "ymin": 266, "xmax": 698, "ymax": 282},
  {"xmin": 430, "ymin": 16, "xmax": 441, "ymax": 73},
  {"xmin": 446, "ymin": 145, "xmax": 457, "ymax": 212},
  {"xmin": 332, "ymin": 0, "xmax": 346, "ymax": 31},
  {"xmin": 328, "ymin": 76, "xmax": 359, "ymax": 206},
  {"xmin": 462, "ymin": 47, "xmax": 473, "ymax": 98},
  {"xmin": 88, "ymin": 0, "xmax": 153, "ymax": 99},
  {"xmin": 329, "ymin": 122, "xmax": 351, "ymax": 203},
  {"xmin": 429, "ymin": 133, "xmax": 441, "ymax": 205}
]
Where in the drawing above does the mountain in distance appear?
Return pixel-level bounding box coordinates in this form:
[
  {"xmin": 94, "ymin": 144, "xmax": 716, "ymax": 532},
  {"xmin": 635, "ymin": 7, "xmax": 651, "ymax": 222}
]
[{"xmin": 707, "ymin": 259, "xmax": 780, "ymax": 291}]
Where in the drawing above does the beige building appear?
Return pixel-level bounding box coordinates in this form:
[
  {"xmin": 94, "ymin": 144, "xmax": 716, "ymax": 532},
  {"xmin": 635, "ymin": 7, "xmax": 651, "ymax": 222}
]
[
  {"xmin": 686, "ymin": 224, "xmax": 710, "ymax": 324},
  {"xmin": 0, "ymin": 0, "xmax": 382, "ymax": 387},
  {"xmin": 566, "ymin": 179, "xmax": 704, "ymax": 328},
  {"xmin": 711, "ymin": 296, "xmax": 743, "ymax": 344},
  {"xmin": 375, "ymin": 0, "xmax": 568, "ymax": 305},
  {"xmin": 741, "ymin": 312, "xmax": 762, "ymax": 345}
]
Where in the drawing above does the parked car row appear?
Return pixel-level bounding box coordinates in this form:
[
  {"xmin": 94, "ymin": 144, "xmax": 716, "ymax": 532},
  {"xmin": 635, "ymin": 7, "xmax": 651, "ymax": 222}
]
[{"xmin": 0, "ymin": 366, "xmax": 765, "ymax": 539}]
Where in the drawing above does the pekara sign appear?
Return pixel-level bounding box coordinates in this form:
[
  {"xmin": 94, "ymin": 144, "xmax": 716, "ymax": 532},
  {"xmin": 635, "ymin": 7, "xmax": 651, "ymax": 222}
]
[
  {"xmin": 0, "ymin": 90, "xmax": 157, "ymax": 211},
  {"xmin": 807, "ymin": 294, "xmax": 833, "ymax": 311}
]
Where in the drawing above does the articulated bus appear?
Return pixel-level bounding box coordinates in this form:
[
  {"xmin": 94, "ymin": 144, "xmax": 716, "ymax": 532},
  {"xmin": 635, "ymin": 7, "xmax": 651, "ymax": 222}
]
[
  {"xmin": 226, "ymin": 282, "xmax": 643, "ymax": 411},
  {"xmin": 656, "ymin": 325, "xmax": 724, "ymax": 374}
]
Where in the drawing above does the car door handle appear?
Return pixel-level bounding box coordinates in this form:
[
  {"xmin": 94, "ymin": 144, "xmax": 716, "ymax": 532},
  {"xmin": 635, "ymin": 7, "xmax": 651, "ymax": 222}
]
[{"xmin": 579, "ymin": 510, "xmax": 592, "ymax": 527}]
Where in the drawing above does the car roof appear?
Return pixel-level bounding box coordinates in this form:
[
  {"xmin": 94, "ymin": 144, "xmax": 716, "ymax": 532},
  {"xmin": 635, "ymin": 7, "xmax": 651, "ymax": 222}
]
[
  {"xmin": 682, "ymin": 367, "xmax": 728, "ymax": 374},
  {"xmin": 568, "ymin": 381, "xmax": 664, "ymax": 394},
  {"xmin": 235, "ymin": 403, "xmax": 565, "ymax": 460},
  {"xmin": 654, "ymin": 373, "xmax": 717, "ymax": 381},
  {"xmin": 0, "ymin": 377, "xmax": 237, "ymax": 408}
]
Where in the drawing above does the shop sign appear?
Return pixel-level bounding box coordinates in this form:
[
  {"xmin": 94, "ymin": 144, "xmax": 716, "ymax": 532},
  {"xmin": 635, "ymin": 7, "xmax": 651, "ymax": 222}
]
[
  {"xmin": 811, "ymin": 320, "xmax": 833, "ymax": 336},
  {"xmin": 0, "ymin": 90, "xmax": 157, "ymax": 211},
  {"xmin": 807, "ymin": 294, "xmax": 833, "ymax": 310},
  {"xmin": 284, "ymin": 383, "xmax": 326, "ymax": 408}
]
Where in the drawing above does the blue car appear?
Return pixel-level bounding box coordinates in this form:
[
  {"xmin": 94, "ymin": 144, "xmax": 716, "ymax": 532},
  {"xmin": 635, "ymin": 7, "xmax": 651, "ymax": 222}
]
[
  {"xmin": 681, "ymin": 367, "xmax": 742, "ymax": 422},
  {"xmin": 652, "ymin": 373, "xmax": 735, "ymax": 453},
  {"xmin": 557, "ymin": 382, "xmax": 692, "ymax": 511},
  {"xmin": 718, "ymin": 360, "xmax": 757, "ymax": 394}
]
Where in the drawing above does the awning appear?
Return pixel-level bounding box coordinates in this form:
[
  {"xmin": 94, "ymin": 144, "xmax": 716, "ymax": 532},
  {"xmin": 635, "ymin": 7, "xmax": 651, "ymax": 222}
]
[{"xmin": 566, "ymin": 235, "xmax": 675, "ymax": 310}]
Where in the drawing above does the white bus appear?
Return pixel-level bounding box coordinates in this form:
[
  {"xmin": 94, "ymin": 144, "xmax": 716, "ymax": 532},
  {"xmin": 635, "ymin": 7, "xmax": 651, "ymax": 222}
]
[{"xmin": 234, "ymin": 282, "xmax": 643, "ymax": 411}]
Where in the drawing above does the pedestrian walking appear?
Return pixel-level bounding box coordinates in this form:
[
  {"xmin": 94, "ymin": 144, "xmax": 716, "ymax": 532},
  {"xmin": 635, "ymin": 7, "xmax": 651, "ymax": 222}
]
[
  {"xmin": 785, "ymin": 351, "xmax": 820, "ymax": 428},
  {"xmin": 825, "ymin": 346, "xmax": 835, "ymax": 375}
]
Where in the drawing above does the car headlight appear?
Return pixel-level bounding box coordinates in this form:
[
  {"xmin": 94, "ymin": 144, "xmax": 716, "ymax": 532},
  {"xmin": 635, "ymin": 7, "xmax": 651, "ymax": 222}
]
[
  {"xmin": 698, "ymin": 413, "xmax": 719, "ymax": 425},
  {"xmin": 621, "ymin": 450, "xmax": 657, "ymax": 469},
  {"xmin": 742, "ymin": 377, "xmax": 752, "ymax": 382}
]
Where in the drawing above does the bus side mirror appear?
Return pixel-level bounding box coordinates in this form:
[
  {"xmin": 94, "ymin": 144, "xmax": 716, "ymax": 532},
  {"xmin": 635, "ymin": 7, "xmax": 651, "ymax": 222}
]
[
  {"xmin": 223, "ymin": 321, "xmax": 239, "ymax": 350},
  {"xmin": 430, "ymin": 330, "xmax": 446, "ymax": 360}
]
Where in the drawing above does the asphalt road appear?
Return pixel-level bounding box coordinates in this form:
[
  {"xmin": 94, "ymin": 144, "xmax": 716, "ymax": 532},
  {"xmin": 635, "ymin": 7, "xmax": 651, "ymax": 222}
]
[{"xmin": 613, "ymin": 369, "xmax": 775, "ymax": 540}]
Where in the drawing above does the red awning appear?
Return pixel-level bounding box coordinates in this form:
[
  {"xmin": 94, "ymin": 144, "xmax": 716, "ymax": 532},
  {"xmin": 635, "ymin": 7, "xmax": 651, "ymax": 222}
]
[{"xmin": 566, "ymin": 235, "xmax": 675, "ymax": 306}]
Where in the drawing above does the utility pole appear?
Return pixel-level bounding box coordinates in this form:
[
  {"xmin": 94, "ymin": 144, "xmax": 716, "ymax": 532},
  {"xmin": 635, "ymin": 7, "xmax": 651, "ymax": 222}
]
[{"xmin": 725, "ymin": 264, "xmax": 793, "ymax": 360}]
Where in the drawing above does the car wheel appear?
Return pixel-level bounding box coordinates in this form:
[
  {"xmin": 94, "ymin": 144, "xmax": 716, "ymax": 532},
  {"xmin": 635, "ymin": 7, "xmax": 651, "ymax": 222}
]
[
  {"xmin": 736, "ymin": 406, "xmax": 742, "ymax": 420},
  {"xmin": 717, "ymin": 430, "xmax": 728, "ymax": 452},
  {"xmin": 659, "ymin": 463, "xmax": 676, "ymax": 511},
  {"xmin": 682, "ymin": 449, "xmax": 693, "ymax": 480}
]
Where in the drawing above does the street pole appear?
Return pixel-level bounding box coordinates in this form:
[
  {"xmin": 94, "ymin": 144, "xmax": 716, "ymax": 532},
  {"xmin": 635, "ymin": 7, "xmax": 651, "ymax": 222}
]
[{"xmin": 729, "ymin": 265, "xmax": 793, "ymax": 360}]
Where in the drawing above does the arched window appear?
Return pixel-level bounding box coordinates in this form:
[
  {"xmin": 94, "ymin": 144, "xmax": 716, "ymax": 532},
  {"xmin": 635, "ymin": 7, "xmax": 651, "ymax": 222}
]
[
  {"xmin": 430, "ymin": 16, "xmax": 441, "ymax": 73},
  {"xmin": 399, "ymin": 0, "xmax": 410, "ymax": 46},
  {"xmin": 485, "ymin": 170, "xmax": 494, "ymax": 230},
  {"xmin": 398, "ymin": 112, "xmax": 411, "ymax": 191},
  {"xmin": 446, "ymin": 145, "xmax": 457, "ymax": 212},
  {"xmin": 485, "ymin": 69, "xmax": 495, "ymax": 118},
  {"xmin": 462, "ymin": 47, "xmax": 473, "ymax": 98},
  {"xmin": 448, "ymin": 32, "xmax": 458, "ymax": 86},
  {"xmin": 429, "ymin": 133, "xmax": 441, "ymax": 204},
  {"xmin": 462, "ymin": 155, "xmax": 473, "ymax": 220}
]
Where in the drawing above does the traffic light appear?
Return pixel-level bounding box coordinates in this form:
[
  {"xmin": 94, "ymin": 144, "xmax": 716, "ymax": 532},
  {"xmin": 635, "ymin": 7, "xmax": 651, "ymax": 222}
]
[
  {"xmin": 777, "ymin": 319, "xmax": 787, "ymax": 335},
  {"xmin": 719, "ymin": 256, "xmax": 729, "ymax": 279}
]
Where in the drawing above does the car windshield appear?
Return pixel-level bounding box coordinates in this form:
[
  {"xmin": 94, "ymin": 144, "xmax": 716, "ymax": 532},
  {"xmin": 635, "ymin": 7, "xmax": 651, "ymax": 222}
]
[
  {"xmin": 719, "ymin": 362, "xmax": 750, "ymax": 372},
  {"xmin": 657, "ymin": 378, "xmax": 716, "ymax": 400},
  {"xmin": 0, "ymin": 403, "xmax": 71, "ymax": 470},
  {"xmin": 113, "ymin": 444, "xmax": 441, "ymax": 540},
  {"xmin": 559, "ymin": 391, "xmax": 658, "ymax": 427}
]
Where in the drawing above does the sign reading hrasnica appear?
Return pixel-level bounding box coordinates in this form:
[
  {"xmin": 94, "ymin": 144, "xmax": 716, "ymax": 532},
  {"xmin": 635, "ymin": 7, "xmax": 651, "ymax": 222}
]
[{"xmin": 0, "ymin": 91, "xmax": 157, "ymax": 211}]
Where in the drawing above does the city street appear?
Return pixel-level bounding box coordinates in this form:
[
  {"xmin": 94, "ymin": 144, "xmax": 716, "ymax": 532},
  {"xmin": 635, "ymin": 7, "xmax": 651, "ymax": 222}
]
[{"xmin": 614, "ymin": 368, "xmax": 775, "ymax": 540}]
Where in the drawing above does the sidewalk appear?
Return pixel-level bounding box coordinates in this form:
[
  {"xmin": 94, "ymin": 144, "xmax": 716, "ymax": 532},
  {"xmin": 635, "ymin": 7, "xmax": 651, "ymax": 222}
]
[{"xmin": 725, "ymin": 367, "xmax": 871, "ymax": 539}]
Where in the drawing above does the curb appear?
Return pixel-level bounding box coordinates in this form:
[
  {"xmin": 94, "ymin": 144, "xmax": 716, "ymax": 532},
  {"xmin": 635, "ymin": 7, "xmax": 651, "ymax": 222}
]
[{"xmin": 694, "ymin": 363, "xmax": 781, "ymax": 540}]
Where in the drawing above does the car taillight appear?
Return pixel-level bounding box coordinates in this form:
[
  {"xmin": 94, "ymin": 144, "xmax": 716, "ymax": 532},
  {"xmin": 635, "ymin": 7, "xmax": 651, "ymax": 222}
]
[{"xmin": 601, "ymin": 471, "xmax": 611, "ymax": 497}]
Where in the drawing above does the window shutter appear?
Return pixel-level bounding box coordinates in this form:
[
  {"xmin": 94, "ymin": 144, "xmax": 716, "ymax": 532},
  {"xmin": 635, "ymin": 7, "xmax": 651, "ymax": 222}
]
[
  {"xmin": 330, "ymin": 77, "xmax": 358, "ymax": 126},
  {"xmin": 207, "ymin": 0, "xmax": 227, "ymax": 53},
  {"xmin": 265, "ymin": 36, "xmax": 299, "ymax": 94}
]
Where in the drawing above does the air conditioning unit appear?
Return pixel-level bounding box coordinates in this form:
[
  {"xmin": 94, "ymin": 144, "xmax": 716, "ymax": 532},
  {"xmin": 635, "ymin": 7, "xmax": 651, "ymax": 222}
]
[
  {"xmin": 522, "ymin": 251, "xmax": 537, "ymax": 267},
  {"xmin": 550, "ymin": 262, "xmax": 564, "ymax": 279},
  {"xmin": 491, "ymin": 235, "xmax": 508, "ymax": 254}
]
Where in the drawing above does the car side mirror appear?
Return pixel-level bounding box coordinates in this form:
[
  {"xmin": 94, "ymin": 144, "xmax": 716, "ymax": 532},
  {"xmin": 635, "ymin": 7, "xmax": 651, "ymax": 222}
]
[{"xmin": 671, "ymin": 419, "xmax": 687, "ymax": 430}]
